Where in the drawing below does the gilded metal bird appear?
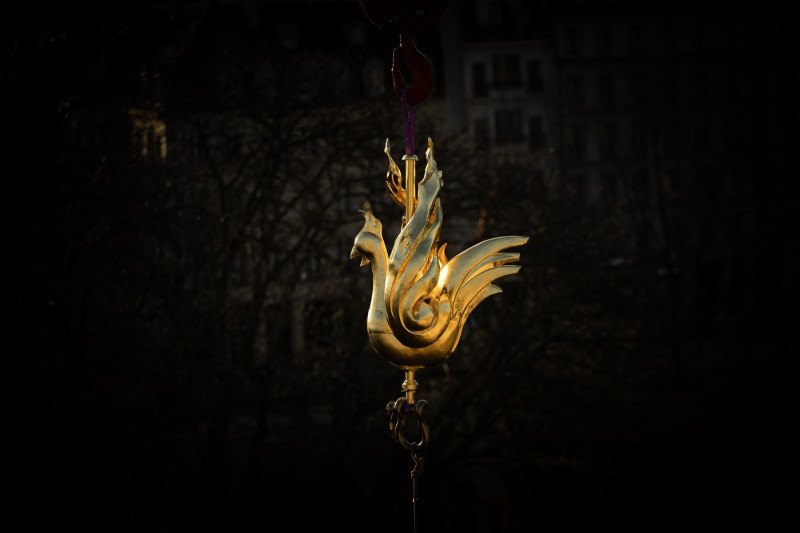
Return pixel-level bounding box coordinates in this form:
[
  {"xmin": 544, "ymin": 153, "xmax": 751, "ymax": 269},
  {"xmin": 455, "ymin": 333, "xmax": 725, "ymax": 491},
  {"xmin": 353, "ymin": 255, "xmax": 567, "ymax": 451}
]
[{"xmin": 351, "ymin": 138, "xmax": 528, "ymax": 371}]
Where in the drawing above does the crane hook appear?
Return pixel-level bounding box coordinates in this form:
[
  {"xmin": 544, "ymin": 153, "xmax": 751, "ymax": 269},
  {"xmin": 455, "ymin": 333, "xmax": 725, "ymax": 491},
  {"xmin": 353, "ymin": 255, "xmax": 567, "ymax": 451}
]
[
  {"xmin": 359, "ymin": 0, "xmax": 448, "ymax": 106},
  {"xmin": 392, "ymin": 33, "xmax": 434, "ymax": 105}
]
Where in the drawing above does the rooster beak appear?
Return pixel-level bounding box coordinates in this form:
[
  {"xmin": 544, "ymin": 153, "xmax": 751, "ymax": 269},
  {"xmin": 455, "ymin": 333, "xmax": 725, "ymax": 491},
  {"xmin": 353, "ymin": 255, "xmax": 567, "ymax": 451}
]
[{"xmin": 350, "ymin": 247, "xmax": 370, "ymax": 267}]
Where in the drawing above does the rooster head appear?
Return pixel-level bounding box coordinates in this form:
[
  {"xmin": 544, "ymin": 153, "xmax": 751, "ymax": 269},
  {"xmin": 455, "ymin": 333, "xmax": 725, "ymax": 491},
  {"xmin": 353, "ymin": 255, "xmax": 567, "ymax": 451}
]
[{"xmin": 350, "ymin": 210, "xmax": 384, "ymax": 267}]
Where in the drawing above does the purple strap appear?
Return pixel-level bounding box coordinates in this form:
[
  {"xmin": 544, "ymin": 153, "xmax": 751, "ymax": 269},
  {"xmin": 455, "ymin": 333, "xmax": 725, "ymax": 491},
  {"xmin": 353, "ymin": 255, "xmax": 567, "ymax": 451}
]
[{"xmin": 401, "ymin": 87, "xmax": 415, "ymax": 156}]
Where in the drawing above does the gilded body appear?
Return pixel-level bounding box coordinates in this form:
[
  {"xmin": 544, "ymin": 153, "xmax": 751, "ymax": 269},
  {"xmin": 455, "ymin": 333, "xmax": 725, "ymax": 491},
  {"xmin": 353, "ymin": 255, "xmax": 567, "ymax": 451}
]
[{"xmin": 351, "ymin": 139, "xmax": 528, "ymax": 371}]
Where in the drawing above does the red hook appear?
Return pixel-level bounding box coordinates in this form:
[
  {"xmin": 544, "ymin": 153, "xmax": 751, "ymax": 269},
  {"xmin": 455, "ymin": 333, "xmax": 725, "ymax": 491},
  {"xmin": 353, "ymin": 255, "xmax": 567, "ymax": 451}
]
[
  {"xmin": 392, "ymin": 33, "xmax": 434, "ymax": 105},
  {"xmin": 359, "ymin": 0, "xmax": 448, "ymax": 105}
]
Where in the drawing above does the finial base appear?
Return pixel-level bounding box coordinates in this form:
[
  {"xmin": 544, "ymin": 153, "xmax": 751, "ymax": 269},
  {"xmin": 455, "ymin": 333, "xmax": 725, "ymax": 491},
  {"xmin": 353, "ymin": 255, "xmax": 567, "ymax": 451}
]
[{"xmin": 402, "ymin": 370, "xmax": 418, "ymax": 404}]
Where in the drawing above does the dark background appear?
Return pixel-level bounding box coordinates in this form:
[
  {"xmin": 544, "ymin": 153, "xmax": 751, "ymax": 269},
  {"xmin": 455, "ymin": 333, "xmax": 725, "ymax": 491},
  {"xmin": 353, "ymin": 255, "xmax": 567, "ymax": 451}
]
[{"xmin": 5, "ymin": 1, "xmax": 798, "ymax": 531}]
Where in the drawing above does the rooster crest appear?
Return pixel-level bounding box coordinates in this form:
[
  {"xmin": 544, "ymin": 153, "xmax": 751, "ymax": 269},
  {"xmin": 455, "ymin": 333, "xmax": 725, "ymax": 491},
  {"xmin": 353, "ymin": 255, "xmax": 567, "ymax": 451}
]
[{"xmin": 351, "ymin": 138, "xmax": 528, "ymax": 371}]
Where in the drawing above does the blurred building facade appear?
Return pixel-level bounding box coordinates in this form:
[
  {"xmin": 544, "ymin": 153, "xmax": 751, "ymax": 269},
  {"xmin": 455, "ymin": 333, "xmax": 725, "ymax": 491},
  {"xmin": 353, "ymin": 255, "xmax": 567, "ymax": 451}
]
[
  {"xmin": 123, "ymin": 0, "xmax": 798, "ymax": 356},
  {"xmin": 545, "ymin": 5, "xmax": 798, "ymax": 328},
  {"xmin": 450, "ymin": 0, "xmax": 797, "ymax": 331}
]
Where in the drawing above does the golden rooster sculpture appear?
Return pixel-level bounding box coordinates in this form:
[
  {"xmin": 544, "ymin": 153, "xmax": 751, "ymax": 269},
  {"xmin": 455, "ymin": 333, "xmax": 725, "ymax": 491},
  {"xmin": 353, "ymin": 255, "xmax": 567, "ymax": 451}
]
[{"xmin": 351, "ymin": 138, "xmax": 528, "ymax": 372}]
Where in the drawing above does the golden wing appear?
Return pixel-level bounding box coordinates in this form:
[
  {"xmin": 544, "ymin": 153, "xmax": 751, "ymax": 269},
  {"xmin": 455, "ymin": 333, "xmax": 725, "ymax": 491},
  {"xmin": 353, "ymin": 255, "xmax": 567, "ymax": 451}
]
[
  {"xmin": 438, "ymin": 235, "xmax": 529, "ymax": 317},
  {"xmin": 384, "ymin": 139, "xmax": 406, "ymax": 210}
]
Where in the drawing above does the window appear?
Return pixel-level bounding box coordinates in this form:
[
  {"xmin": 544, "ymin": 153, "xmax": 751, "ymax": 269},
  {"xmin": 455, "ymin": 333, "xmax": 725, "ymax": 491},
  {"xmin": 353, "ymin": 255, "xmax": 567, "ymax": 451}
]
[
  {"xmin": 598, "ymin": 122, "xmax": 618, "ymax": 159},
  {"xmin": 779, "ymin": 109, "xmax": 798, "ymax": 152},
  {"xmin": 631, "ymin": 119, "xmax": 649, "ymax": 157},
  {"xmin": 474, "ymin": 118, "xmax": 490, "ymax": 145},
  {"xmin": 601, "ymin": 171, "xmax": 618, "ymax": 204},
  {"xmin": 693, "ymin": 69, "xmax": 708, "ymax": 105},
  {"xmin": 129, "ymin": 108, "xmax": 167, "ymax": 161},
  {"xmin": 528, "ymin": 116, "xmax": 544, "ymax": 151},
  {"xmin": 472, "ymin": 63, "xmax": 488, "ymax": 97},
  {"xmin": 473, "ymin": 0, "xmax": 492, "ymax": 28},
  {"xmin": 275, "ymin": 23, "xmax": 299, "ymax": 49},
  {"xmin": 526, "ymin": 61, "xmax": 543, "ymax": 94},
  {"xmin": 363, "ymin": 57, "xmax": 385, "ymax": 97},
  {"xmin": 565, "ymin": 26, "xmax": 581, "ymax": 56},
  {"xmin": 628, "ymin": 24, "xmax": 643, "ymax": 54},
  {"xmin": 693, "ymin": 19, "xmax": 707, "ymax": 52},
  {"xmin": 663, "ymin": 167, "xmax": 681, "ymax": 201},
  {"xmin": 338, "ymin": 182, "xmax": 351, "ymax": 213},
  {"xmin": 564, "ymin": 75, "xmax": 584, "ymax": 111},
  {"xmin": 569, "ymin": 174, "xmax": 586, "ymax": 201},
  {"xmin": 495, "ymin": 109, "xmax": 524, "ymax": 145},
  {"xmin": 597, "ymin": 73, "xmax": 615, "ymax": 110},
  {"xmin": 306, "ymin": 248, "xmax": 320, "ymax": 275},
  {"xmin": 492, "ymin": 54, "xmax": 522, "ymax": 89},
  {"xmin": 662, "ymin": 70, "xmax": 679, "ymax": 108},
  {"xmin": 597, "ymin": 25, "xmax": 611, "ymax": 55},
  {"xmin": 661, "ymin": 21, "xmax": 676, "ymax": 54},
  {"xmin": 661, "ymin": 118, "xmax": 678, "ymax": 155},
  {"xmin": 565, "ymin": 123, "xmax": 586, "ymax": 160},
  {"xmin": 631, "ymin": 168, "xmax": 649, "ymax": 204},
  {"xmin": 630, "ymin": 72, "xmax": 647, "ymax": 108},
  {"xmin": 694, "ymin": 115, "xmax": 710, "ymax": 151}
]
